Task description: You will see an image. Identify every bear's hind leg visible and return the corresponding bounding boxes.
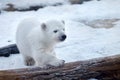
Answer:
[24,56,35,66]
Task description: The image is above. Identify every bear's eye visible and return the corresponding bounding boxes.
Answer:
[63,29,65,31]
[53,30,58,33]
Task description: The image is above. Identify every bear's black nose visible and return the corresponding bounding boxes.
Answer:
[60,35,67,41]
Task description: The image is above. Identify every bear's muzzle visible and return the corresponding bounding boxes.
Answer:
[59,34,67,41]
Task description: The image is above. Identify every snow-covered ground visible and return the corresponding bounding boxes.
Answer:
[0,0,68,10]
[0,0,120,70]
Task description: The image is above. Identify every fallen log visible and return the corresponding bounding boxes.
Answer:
[0,54,120,80]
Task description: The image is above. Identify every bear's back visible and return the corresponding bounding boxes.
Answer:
[16,18,40,40]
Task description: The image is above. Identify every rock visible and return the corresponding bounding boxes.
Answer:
[0,44,19,57]
[69,0,92,4]
[69,0,84,4]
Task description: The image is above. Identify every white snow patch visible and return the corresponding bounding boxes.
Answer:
[0,0,69,10]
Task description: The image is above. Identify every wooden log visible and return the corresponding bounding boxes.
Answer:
[0,54,120,80]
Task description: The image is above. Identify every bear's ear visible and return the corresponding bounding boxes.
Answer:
[41,23,47,30]
[61,20,65,25]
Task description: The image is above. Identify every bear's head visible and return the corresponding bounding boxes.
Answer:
[41,20,66,44]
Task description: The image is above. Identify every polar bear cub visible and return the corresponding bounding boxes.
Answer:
[16,18,66,68]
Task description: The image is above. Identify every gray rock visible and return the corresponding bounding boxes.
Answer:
[0,44,19,57]
[69,0,92,4]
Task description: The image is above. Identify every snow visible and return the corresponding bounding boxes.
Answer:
[0,0,69,10]
[0,0,120,70]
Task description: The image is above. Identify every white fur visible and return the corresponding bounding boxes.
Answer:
[16,18,66,68]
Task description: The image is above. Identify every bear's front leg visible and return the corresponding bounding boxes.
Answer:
[47,51,65,67]
[33,51,65,68]
[48,58,65,68]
